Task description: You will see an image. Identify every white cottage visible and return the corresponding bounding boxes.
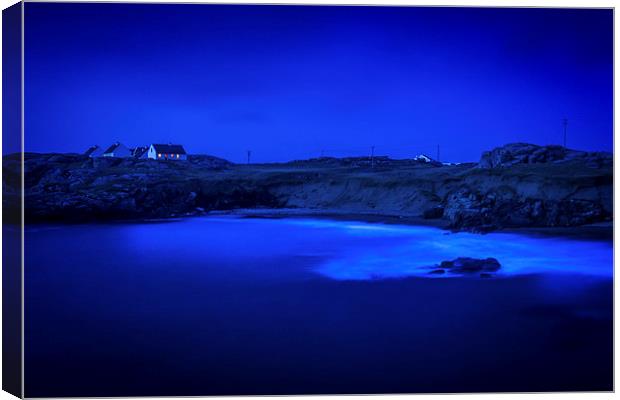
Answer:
[147,144,187,160]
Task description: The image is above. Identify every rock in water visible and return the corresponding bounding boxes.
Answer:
[439,257,501,273]
[428,269,446,275]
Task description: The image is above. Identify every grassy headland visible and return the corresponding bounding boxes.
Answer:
[3,143,612,232]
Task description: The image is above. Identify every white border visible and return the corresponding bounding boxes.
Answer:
[0,1,616,400]
[20,1,24,398]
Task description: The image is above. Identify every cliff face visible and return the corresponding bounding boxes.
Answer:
[3,145,613,232]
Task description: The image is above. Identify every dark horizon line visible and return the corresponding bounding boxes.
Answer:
[8,142,615,164]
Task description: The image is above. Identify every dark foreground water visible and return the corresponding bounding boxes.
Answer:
[24,217,613,396]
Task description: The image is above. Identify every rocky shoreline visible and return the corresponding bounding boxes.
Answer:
[3,143,612,232]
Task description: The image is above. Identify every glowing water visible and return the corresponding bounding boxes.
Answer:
[121,216,612,280]
[23,216,614,396]
[283,219,613,279]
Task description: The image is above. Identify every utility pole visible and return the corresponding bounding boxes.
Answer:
[370,145,375,168]
[562,118,568,148]
[247,150,252,165]
[436,145,440,162]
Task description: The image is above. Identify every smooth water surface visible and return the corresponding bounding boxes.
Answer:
[25,217,613,396]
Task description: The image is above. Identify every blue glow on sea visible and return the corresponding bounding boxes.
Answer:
[23,216,613,396]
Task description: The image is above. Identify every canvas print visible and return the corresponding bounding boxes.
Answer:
[2,2,614,397]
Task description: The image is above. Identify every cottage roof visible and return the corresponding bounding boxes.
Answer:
[132,146,148,158]
[151,144,187,155]
[103,142,123,154]
[84,145,99,156]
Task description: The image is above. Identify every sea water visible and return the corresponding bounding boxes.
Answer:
[23,216,613,396]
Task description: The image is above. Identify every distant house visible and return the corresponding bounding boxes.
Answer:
[147,144,187,160]
[132,146,149,159]
[413,154,434,163]
[102,142,132,158]
[84,145,105,158]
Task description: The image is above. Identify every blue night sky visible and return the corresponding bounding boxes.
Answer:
[24,4,612,163]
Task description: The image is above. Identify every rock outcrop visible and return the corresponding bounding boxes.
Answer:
[478,143,612,169]
[443,186,609,233]
[3,153,248,223]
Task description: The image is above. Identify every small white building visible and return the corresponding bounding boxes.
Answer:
[147,144,188,160]
[102,142,132,158]
[413,154,434,163]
